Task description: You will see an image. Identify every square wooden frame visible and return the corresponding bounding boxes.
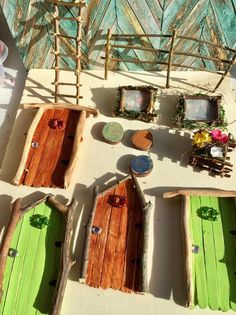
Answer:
[114,85,157,122]
[175,95,225,129]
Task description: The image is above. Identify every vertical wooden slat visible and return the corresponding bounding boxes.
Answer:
[140,201,151,293]
[122,184,143,293]
[13,108,45,186]
[120,180,136,293]
[0,199,22,302]
[75,11,84,105]
[84,192,105,285]
[88,190,114,287]
[22,110,55,186]
[54,3,60,103]
[182,195,194,308]
[51,110,80,188]
[41,110,70,187]
[166,29,176,88]
[100,183,125,289]
[104,28,112,80]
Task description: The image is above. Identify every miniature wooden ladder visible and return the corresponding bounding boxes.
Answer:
[48,0,86,105]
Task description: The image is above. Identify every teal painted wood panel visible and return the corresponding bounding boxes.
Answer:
[0,0,235,70]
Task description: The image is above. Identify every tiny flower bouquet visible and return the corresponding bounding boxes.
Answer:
[191,129,232,159]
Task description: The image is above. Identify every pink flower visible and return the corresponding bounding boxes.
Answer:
[211,129,222,140]
[211,129,229,143]
[220,133,229,143]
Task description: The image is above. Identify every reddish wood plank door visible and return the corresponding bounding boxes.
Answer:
[85,178,144,293]
[19,109,80,188]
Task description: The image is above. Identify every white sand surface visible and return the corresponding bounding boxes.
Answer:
[0,69,236,315]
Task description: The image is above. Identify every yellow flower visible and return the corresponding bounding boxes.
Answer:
[192,131,212,148]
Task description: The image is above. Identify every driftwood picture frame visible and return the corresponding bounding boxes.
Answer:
[114,86,157,122]
[175,95,226,129]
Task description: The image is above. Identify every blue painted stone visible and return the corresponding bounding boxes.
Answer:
[130,155,153,177]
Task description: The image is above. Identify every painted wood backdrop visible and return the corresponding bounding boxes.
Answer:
[0,0,235,70]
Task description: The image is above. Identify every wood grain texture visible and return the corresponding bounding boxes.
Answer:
[0,199,22,302]
[187,195,236,311]
[0,201,65,315]
[84,177,145,293]
[181,196,194,308]
[0,195,75,315]
[22,103,98,117]
[17,109,82,188]
[84,188,108,285]
[1,0,235,70]
[100,184,125,289]
[52,198,77,315]
[164,189,236,198]
[13,108,45,185]
[63,110,86,188]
